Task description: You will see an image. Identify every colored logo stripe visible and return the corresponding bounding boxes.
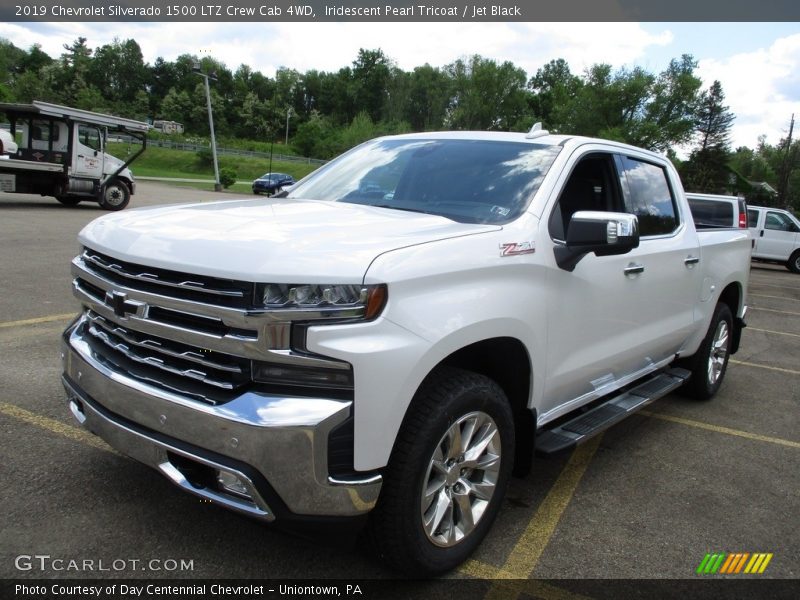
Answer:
[697,553,773,575]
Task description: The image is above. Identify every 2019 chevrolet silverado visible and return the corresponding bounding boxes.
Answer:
[61,128,751,574]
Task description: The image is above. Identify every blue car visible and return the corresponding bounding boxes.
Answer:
[252,172,295,195]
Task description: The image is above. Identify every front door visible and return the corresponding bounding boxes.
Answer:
[73,124,104,179]
[755,210,800,260]
[541,149,700,419]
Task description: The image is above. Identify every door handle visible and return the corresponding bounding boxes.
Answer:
[684,256,700,267]
[624,264,645,276]
[77,154,85,158]
[760,230,764,237]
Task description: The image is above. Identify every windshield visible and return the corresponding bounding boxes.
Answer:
[286,138,561,224]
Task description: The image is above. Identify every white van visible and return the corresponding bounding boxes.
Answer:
[747,205,800,273]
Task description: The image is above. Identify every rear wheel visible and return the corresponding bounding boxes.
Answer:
[787,250,800,274]
[367,367,514,575]
[99,179,130,211]
[681,303,733,400]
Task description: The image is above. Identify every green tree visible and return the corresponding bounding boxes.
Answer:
[445,55,528,130]
[695,80,735,151]
[680,80,735,193]
[528,58,582,132]
[88,39,148,109]
[643,55,703,151]
[350,49,392,123]
[406,64,451,131]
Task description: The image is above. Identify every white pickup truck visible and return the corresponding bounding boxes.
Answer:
[61,129,751,574]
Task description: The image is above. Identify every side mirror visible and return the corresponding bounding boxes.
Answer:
[554,211,639,271]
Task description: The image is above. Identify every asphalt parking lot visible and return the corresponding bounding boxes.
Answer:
[1,185,798,595]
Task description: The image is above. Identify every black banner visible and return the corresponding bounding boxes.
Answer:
[4,579,800,600]
[3,0,800,22]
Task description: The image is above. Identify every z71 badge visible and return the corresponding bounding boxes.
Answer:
[500,242,536,257]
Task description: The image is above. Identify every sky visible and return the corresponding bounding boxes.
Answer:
[1,21,799,151]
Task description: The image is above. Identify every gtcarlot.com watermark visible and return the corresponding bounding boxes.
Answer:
[15,554,194,573]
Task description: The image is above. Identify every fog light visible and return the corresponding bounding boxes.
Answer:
[216,471,251,498]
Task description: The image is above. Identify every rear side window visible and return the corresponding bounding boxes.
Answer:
[618,156,678,236]
[747,209,759,228]
[688,198,734,228]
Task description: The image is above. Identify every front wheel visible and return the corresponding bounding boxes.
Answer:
[787,250,800,274]
[681,303,734,400]
[99,179,130,211]
[366,367,514,575]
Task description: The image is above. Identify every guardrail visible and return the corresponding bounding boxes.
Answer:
[146,138,327,165]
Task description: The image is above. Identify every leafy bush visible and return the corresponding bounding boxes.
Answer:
[219,168,237,189]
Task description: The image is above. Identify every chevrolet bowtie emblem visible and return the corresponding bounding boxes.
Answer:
[105,290,141,319]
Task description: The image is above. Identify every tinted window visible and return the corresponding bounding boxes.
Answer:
[548,153,622,240]
[287,139,562,225]
[79,125,101,151]
[765,211,800,232]
[619,156,678,236]
[688,198,734,228]
[747,209,759,228]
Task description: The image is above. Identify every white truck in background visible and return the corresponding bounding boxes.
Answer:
[0,101,148,210]
[747,205,800,273]
[61,129,751,574]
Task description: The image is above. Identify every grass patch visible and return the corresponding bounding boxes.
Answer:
[108,143,320,182]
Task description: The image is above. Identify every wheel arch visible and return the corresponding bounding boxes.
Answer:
[717,281,744,354]
[416,337,536,476]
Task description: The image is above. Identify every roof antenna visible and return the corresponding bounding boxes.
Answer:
[526,122,550,139]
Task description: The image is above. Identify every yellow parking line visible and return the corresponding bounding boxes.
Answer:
[748,306,800,317]
[731,359,800,376]
[640,410,800,449]
[465,437,602,600]
[503,437,602,576]
[0,402,112,453]
[459,560,516,580]
[0,313,75,329]
[747,327,800,338]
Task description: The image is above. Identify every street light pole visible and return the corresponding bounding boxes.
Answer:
[194,64,222,192]
[285,107,292,146]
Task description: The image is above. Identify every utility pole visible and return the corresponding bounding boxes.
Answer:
[777,114,795,208]
[193,63,222,192]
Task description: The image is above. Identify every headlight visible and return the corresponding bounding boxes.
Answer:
[257,283,387,320]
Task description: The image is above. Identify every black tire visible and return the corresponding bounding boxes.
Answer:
[681,303,734,400]
[56,196,82,206]
[99,179,130,211]
[787,250,800,274]
[366,367,514,575]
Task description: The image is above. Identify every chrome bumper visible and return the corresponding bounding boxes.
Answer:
[61,317,381,519]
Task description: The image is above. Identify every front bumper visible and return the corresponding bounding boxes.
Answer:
[61,316,382,520]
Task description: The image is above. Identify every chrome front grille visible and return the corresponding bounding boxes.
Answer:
[81,249,254,308]
[86,312,249,387]
[81,312,250,404]
[70,246,355,404]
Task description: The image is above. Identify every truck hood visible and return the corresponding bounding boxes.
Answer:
[78,198,500,282]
